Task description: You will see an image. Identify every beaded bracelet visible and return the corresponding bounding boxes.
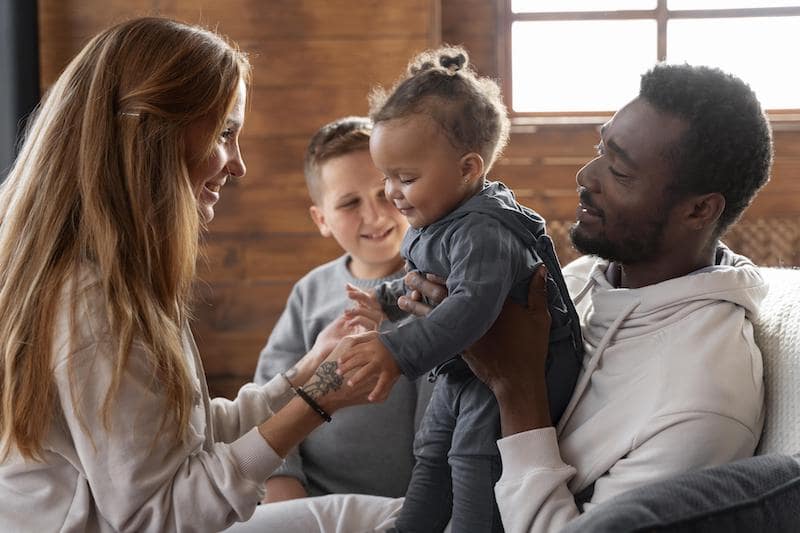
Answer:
[294,386,332,423]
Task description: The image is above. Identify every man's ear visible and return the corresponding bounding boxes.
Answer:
[683,192,726,231]
[309,205,332,238]
[460,152,485,184]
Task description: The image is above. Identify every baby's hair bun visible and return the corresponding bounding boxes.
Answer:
[439,53,466,74]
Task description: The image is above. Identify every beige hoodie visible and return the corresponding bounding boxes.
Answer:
[0,269,293,532]
[494,247,767,533]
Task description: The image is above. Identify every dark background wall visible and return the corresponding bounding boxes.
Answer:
[0,0,40,180]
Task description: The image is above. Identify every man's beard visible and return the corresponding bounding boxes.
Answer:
[569,214,668,265]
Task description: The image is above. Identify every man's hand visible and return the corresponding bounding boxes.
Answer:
[463,264,553,436]
[397,271,448,316]
[336,336,401,402]
[344,284,387,331]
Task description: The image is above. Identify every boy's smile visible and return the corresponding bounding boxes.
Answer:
[309,149,407,279]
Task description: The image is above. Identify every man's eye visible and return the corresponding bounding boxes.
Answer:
[400,177,416,184]
[609,166,630,180]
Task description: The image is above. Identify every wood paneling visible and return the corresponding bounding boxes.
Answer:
[38,0,440,398]
[38,0,800,401]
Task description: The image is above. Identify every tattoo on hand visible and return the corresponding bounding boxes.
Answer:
[304,361,344,400]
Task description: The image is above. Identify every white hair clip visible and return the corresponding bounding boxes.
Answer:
[119,112,140,117]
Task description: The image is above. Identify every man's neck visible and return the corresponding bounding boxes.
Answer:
[616,245,717,289]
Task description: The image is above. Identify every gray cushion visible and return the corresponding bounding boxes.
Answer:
[561,454,800,533]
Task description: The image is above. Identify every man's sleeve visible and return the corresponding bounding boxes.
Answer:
[494,414,759,532]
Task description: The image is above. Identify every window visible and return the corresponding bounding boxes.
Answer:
[502,0,800,117]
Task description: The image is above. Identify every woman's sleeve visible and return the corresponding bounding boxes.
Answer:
[53,338,283,532]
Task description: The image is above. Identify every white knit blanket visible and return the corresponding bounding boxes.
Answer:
[753,267,800,455]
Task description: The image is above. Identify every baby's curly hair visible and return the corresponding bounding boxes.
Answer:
[640,63,773,236]
[369,45,510,174]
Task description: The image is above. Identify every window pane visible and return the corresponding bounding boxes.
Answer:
[512,20,657,112]
[669,0,800,9]
[667,17,800,109]
[513,0,655,13]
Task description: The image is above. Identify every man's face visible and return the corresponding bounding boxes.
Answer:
[570,97,688,264]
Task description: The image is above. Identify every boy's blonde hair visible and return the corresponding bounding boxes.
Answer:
[304,116,373,203]
[369,46,510,174]
[0,17,250,461]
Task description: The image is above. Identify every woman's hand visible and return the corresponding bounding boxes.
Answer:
[463,265,553,436]
[286,314,356,387]
[301,331,384,412]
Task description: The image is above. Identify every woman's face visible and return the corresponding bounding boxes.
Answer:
[185,79,247,223]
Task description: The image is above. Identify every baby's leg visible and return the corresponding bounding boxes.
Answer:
[449,372,504,533]
[394,368,460,532]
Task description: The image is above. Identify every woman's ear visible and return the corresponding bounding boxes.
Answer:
[309,205,332,237]
[460,152,485,184]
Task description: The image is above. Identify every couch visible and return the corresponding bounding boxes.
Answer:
[561,267,800,533]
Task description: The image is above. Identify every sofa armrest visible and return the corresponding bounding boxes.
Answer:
[561,454,800,533]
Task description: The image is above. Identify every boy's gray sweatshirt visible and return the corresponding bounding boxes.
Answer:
[254,255,432,497]
[377,181,556,379]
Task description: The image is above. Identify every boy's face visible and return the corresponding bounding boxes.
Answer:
[309,149,407,278]
[370,114,478,229]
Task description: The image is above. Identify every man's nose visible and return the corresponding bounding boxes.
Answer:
[576,157,600,193]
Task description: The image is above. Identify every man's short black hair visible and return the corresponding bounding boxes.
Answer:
[640,63,773,236]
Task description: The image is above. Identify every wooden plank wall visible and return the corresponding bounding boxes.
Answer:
[442,0,800,268]
[38,1,800,399]
[38,0,440,398]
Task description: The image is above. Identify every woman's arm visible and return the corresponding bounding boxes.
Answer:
[258,331,380,456]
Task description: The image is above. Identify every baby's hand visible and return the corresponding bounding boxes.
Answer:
[345,283,387,331]
[337,336,401,402]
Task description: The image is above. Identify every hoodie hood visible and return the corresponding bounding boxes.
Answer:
[430,180,545,247]
[575,245,768,345]
[556,245,767,434]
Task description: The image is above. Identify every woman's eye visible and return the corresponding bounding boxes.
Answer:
[220,128,234,142]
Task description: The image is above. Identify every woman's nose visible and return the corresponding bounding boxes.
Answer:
[227,144,246,178]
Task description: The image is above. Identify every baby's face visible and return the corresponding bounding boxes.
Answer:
[370,114,475,229]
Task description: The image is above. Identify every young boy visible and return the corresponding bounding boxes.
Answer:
[253,117,431,502]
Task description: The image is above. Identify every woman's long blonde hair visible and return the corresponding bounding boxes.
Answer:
[0,17,250,460]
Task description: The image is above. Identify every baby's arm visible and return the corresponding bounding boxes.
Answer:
[344,284,388,331]
[336,334,401,402]
[384,217,530,379]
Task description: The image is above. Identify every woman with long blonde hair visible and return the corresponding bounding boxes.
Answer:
[0,17,379,532]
